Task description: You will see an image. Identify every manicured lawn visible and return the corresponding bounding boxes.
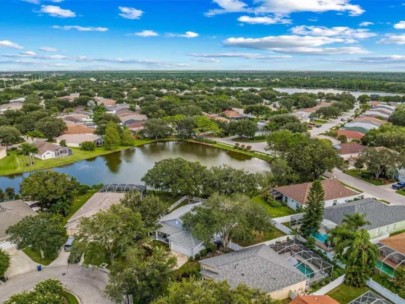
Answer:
[62,291,79,304]
[63,188,100,224]
[327,284,370,304]
[344,169,392,186]
[0,139,157,176]
[231,137,267,143]
[251,195,296,218]
[390,229,405,236]
[23,248,55,266]
[234,229,286,247]
[396,189,405,196]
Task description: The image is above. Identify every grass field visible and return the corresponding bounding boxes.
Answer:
[251,195,296,218]
[328,284,370,304]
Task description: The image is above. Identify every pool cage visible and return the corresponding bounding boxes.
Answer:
[349,291,392,304]
[269,239,333,284]
[100,184,147,195]
[376,242,405,277]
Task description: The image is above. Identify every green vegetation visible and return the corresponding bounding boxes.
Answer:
[300,180,325,238]
[250,195,295,218]
[62,291,79,304]
[0,249,10,277]
[22,248,54,266]
[328,284,370,304]
[345,169,390,185]
[173,261,201,281]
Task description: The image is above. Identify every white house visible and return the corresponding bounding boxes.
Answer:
[272,179,361,210]
[155,202,204,257]
[0,146,7,160]
[34,141,72,160]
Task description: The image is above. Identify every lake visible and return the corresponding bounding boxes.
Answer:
[0,141,271,191]
[274,88,403,98]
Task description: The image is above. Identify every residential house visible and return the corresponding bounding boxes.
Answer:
[290,295,339,304]
[336,129,365,141]
[94,96,116,109]
[377,232,405,277]
[0,146,7,160]
[200,244,308,300]
[272,179,360,210]
[155,202,204,257]
[57,133,103,148]
[33,141,72,160]
[64,123,96,135]
[323,198,405,239]
[0,200,36,243]
[334,142,365,160]
[223,109,245,120]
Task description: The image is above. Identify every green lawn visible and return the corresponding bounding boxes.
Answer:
[62,291,79,304]
[234,229,286,247]
[327,284,370,304]
[231,137,267,143]
[23,248,55,266]
[173,260,201,280]
[251,195,296,218]
[0,139,157,176]
[344,169,391,186]
[396,190,405,196]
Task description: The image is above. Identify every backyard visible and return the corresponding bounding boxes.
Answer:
[328,284,370,304]
[251,195,296,218]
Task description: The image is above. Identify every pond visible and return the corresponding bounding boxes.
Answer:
[274,87,403,98]
[0,141,271,190]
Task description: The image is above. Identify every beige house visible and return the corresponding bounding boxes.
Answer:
[33,141,72,160]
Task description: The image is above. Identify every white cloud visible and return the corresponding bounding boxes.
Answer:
[0,40,23,49]
[238,15,291,25]
[379,34,405,45]
[207,0,364,16]
[394,21,405,29]
[190,52,290,59]
[39,46,58,52]
[168,31,199,38]
[291,26,376,42]
[52,25,108,32]
[21,0,40,4]
[118,6,143,19]
[132,30,159,37]
[39,5,76,18]
[359,21,373,27]
[223,35,368,54]
[356,55,405,63]
[20,51,37,56]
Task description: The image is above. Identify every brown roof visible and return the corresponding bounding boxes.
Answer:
[337,129,365,140]
[274,179,359,206]
[290,295,339,304]
[354,117,386,126]
[336,143,365,155]
[65,124,95,135]
[34,141,64,154]
[95,97,116,107]
[380,233,405,255]
[223,109,244,118]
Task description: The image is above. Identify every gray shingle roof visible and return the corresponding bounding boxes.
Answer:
[168,230,202,248]
[200,245,307,293]
[324,198,405,230]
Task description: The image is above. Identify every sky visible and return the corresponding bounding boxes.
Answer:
[1,0,405,71]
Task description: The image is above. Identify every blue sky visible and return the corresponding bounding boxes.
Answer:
[1,0,405,71]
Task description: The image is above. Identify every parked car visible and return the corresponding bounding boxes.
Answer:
[63,236,75,251]
[392,182,405,190]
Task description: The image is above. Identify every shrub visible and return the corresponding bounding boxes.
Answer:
[80,141,96,151]
[0,249,10,278]
[59,139,67,147]
[268,200,283,208]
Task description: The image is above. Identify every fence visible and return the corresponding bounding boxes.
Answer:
[272,213,303,224]
[366,279,405,304]
[273,221,292,235]
[311,275,345,295]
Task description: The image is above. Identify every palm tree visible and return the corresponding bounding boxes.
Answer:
[344,229,379,287]
[19,143,38,166]
[342,213,370,230]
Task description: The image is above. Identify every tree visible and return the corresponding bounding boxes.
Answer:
[0,249,10,278]
[175,116,195,139]
[182,194,273,252]
[80,141,96,151]
[153,278,276,304]
[228,119,257,139]
[143,118,173,139]
[19,142,38,166]
[389,105,405,126]
[20,171,78,214]
[270,158,298,186]
[121,192,167,230]
[300,180,325,238]
[35,117,67,141]
[4,279,65,304]
[104,122,121,150]
[5,187,15,200]
[77,204,146,264]
[120,127,134,146]
[394,267,405,290]
[344,229,379,287]
[27,130,45,143]
[106,246,176,304]
[266,130,309,157]
[6,214,66,259]
[0,125,21,147]
[194,116,220,135]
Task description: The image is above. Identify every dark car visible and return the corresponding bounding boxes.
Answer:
[392,182,405,190]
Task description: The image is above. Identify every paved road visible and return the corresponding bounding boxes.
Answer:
[330,169,405,205]
[0,265,112,304]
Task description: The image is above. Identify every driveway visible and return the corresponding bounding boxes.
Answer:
[330,169,405,206]
[0,265,112,304]
[0,242,37,278]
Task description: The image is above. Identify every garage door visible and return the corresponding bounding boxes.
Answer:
[171,242,192,257]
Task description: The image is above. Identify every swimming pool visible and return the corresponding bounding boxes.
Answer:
[375,260,395,278]
[295,262,315,278]
[312,232,329,243]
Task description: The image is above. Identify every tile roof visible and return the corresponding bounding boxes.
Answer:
[324,198,405,230]
[336,129,365,140]
[65,124,95,135]
[200,244,307,293]
[290,295,339,304]
[34,141,65,154]
[274,179,359,206]
[335,143,365,155]
[223,109,244,118]
[380,232,405,255]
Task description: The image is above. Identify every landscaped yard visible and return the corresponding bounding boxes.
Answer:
[23,248,55,266]
[251,195,296,218]
[327,284,370,304]
[173,260,201,280]
[234,229,286,247]
[344,169,393,186]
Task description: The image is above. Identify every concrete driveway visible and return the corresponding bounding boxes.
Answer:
[0,265,112,304]
[0,242,37,278]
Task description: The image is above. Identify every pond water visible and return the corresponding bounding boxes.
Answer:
[274,88,403,98]
[0,141,271,190]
